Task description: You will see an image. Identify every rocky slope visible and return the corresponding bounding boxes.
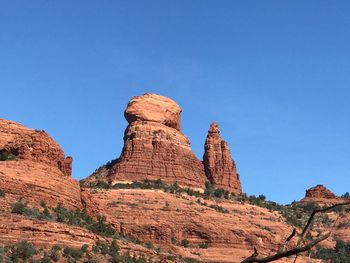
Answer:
[81,187,300,263]
[1,96,348,262]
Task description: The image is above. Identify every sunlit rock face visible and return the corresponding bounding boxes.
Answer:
[109,93,207,189]
[0,118,81,209]
[203,122,242,195]
[300,184,343,205]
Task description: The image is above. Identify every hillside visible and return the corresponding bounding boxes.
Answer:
[0,94,349,262]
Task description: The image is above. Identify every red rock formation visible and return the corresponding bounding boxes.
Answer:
[203,123,241,194]
[124,93,181,130]
[106,93,207,190]
[0,119,72,176]
[300,185,341,205]
[0,119,81,209]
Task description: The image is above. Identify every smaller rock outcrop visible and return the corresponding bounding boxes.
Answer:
[203,123,241,195]
[0,119,72,176]
[0,118,81,209]
[300,185,341,204]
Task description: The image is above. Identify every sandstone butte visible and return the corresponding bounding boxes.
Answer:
[300,184,345,204]
[0,94,349,262]
[85,93,242,195]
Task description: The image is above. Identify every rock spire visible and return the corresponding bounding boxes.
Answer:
[203,123,242,194]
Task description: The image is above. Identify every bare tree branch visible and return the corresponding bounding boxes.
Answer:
[241,201,350,263]
[300,201,350,240]
[241,232,330,263]
[279,228,296,253]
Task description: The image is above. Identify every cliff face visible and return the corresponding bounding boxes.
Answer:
[203,123,242,195]
[0,119,72,176]
[0,116,340,263]
[86,93,242,193]
[0,119,81,209]
[107,93,207,189]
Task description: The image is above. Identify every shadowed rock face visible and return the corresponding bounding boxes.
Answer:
[203,123,242,195]
[109,93,207,189]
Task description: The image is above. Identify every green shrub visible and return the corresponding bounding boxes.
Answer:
[208,204,229,214]
[63,247,84,260]
[204,181,214,198]
[258,194,266,201]
[0,150,9,161]
[40,252,52,263]
[181,239,190,248]
[183,258,201,263]
[213,188,229,198]
[11,199,44,219]
[0,189,5,197]
[92,240,110,255]
[49,245,61,262]
[0,149,16,161]
[81,244,89,253]
[53,203,115,237]
[313,239,350,262]
[341,192,350,199]
[10,241,37,262]
[171,237,178,245]
[199,243,209,249]
[11,199,28,215]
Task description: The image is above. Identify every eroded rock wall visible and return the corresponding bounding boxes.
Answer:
[0,119,81,209]
[203,123,242,194]
[108,94,207,189]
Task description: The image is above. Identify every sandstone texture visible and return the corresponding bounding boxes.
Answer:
[0,119,72,176]
[0,119,81,209]
[1,101,347,263]
[85,93,242,193]
[82,188,316,263]
[0,198,163,263]
[203,123,242,194]
[124,93,182,130]
[101,93,208,189]
[300,185,342,205]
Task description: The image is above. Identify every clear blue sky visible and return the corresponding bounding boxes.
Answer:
[1,1,349,204]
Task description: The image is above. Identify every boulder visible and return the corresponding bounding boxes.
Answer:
[124,93,181,130]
